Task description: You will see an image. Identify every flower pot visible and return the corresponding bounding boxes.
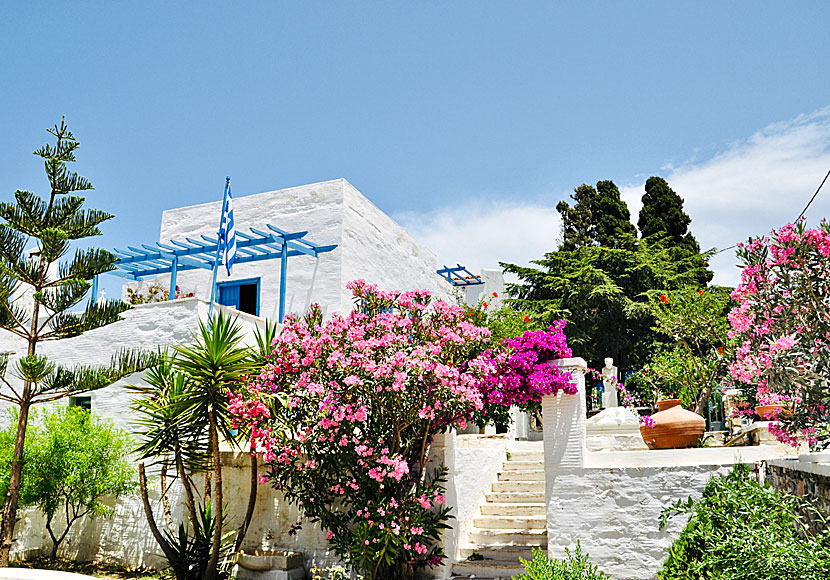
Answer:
[640,400,706,449]
[755,404,791,420]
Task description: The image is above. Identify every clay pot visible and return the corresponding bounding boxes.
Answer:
[755,404,791,420]
[640,399,706,449]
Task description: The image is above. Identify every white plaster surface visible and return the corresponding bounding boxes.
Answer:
[10,453,335,571]
[142,179,450,321]
[540,357,796,579]
[0,298,266,432]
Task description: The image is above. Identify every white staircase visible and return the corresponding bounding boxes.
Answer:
[452,449,547,579]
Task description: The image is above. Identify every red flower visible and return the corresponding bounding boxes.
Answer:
[482,301,488,309]
[698,289,704,296]
[718,346,724,355]
[523,315,530,323]
[492,292,498,298]
[659,294,669,304]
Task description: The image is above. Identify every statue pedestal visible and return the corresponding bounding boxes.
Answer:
[586,407,647,451]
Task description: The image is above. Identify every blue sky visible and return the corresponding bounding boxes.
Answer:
[2,2,830,296]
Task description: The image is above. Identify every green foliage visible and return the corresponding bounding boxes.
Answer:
[644,287,736,413]
[503,238,711,372]
[515,544,609,580]
[556,181,636,251]
[0,407,136,559]
[163,499,234,580]
[638,176,711,285]
[131,314,279,580]
[0,119,154,565]
[658,464,830,580]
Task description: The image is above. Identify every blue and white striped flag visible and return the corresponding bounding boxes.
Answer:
[220,185,237,275]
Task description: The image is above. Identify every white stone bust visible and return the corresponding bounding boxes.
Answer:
[601,357,619,408]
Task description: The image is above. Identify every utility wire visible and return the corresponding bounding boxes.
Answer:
[713,166,830,255]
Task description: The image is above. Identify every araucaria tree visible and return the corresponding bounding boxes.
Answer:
[0,119,153,565]
[230,281,573,579]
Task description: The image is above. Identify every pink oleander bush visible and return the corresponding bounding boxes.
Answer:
[229,281,574,579]
[228,282,570,577]
[728,220,830,446]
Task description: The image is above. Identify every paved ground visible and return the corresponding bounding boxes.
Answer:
[0,570,99,580]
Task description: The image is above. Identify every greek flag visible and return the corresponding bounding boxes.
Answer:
[220,185,236,275]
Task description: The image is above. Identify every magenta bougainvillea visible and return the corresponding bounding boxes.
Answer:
[728,220,830,446]
[229,281,574,579]
[476,322,574,409]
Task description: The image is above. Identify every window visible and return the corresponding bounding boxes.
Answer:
[218,278,260,316]
[69,396,91,411]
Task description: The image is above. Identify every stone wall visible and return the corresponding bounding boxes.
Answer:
[766,458,830,532]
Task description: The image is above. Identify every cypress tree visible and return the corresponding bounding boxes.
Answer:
[638,176,695,246]
[594,179,637,249]
[637,176,712,285]
[0,119,155,565]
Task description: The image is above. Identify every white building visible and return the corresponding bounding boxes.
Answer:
[0,178,461,430]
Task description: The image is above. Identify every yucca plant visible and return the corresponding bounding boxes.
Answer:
[133,314,281,580]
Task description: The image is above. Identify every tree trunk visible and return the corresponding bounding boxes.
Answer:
[0,397,31,566]
[160,457,174,534]
[138,463,184,579]
[175,443,198,528]
[204,412,222,580]
[234,452,258,551]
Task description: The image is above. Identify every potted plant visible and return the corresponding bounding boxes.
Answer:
[755,392,796,421]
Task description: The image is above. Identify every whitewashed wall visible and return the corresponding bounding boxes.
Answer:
[11,453,335,570]
[542,358,797,580]
[136,178,451,321]
[0,299,265,432]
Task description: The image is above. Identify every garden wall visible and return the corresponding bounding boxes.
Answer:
[542,358,796,580]
[10,452,337,571]
[765,457,830,532]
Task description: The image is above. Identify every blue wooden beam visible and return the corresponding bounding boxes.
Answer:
[279,242,288,323]
[169,255,178,300]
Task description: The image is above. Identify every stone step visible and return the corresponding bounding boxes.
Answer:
[485,491,545,503]
[480,503,546,517]
[498,469,545,481]
[468,528,548,545]
[459,544,544,561]
[491,480,545,493]
[474,515,546,530]
[452,560,526,579]
[506,451,543,461]
[501,460,544,470]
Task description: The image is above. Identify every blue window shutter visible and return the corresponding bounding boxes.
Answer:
[218,283,241,309]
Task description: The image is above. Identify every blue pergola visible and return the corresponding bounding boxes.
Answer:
[106,224,337,322]
[436,264,483,286]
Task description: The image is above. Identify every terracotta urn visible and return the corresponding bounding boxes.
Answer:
[755,404,790,420]
[640,399,706,449]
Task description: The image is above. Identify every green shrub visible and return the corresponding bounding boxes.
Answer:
[516,544,609,580]
[659,464,830,580]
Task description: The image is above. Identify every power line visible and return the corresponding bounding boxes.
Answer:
[713,166,830,255]
[796,167,830,221]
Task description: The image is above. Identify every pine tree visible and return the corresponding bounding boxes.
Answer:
[0,119,155,565]
[556,184,599,251]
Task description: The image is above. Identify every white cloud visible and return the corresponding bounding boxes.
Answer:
[400,108,830,289]
[621,108,830,286]
[396,202,561,276]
